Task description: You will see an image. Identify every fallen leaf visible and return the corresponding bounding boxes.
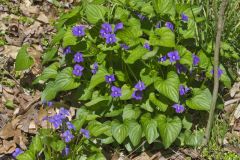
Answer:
[1,45,21,59]
[37,12,49,24]
[0,123,15,139]
[0,140,16,154]
[234,104,240,119]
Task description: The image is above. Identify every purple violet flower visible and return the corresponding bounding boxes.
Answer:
[134,81,146,91]
[210,68,223,78]
[132,90,143,100]
[47,101,53,107]
[80,129,90,139]
[74,52,84,63]
[105,74,115,83]
[165,22,174,31]
[158,55,167,62]
[137,13,146,20]
[181,13,188,22]
[101,23,112,33]
[167,51,180,63]
[72,64,84,76]
[144,43,151,51]
[59,107,70,117]
[72,25,85,37]
[176,63,187,74]
[62,147,70,156]
[120,43,129,50]
[105,34,117,44]
[111,86,122,97]
[91,62,98,75]
[12,148,23,158]
[62,130,74,143]
[172,104,185,113]
[48,114,63,129]
[179,85,190,96]
[114,22,123,32]
[66,122,76,130]
[192,54,200,66]
[63,46,71,55]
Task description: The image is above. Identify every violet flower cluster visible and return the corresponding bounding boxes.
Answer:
[132,81,146,100]
[100,22,123,44]
[179,85,190,96]
[172,104,185,113]
[12,148,23,158]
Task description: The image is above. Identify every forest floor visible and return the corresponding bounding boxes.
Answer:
[0,0,239,159]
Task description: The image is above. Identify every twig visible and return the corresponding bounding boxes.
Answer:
[204,0,229,145]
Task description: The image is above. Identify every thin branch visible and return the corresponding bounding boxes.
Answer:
[204,0,229,145]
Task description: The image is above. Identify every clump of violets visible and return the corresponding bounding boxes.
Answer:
[105,74,115,84]
[172,104,185,113]
[72,25,85,37]
[179,85,190,96]
[192,54,200,66]
[132,81,146,100]
[167,51,180,63]
[74,52,84,63]
[143,43,151,51]
[63,46,71,55]
[181,13,188,22]
[80,129,90,139]
[47,107,70,129]
[62,130,74,143]
[100,22,123,44]
[111,86,122,98]
[12,148,23,158]
[72,64,84,76]
[91,62,98,74]
[210,67,223,78]
[165,22,174,31]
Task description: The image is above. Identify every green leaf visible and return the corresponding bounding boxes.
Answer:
[122,105,141,120]
[140,69,158,86]
[149,92,168,112]
[141,99,154,112]
[184,130,204,146]
[50,28,66,46]
[89,66,108,90]
[42,47,58,64]
[116,27,142,47]
[120,85,133,100]
[85,96,109,107]
[219,65,231,88]
[33,62,59,84]
[41,81,58,101]
[15,45,34,71]
[150,27,175,47]
[140,113,159,144]
[55,67,80,91]
[155,115,182,148]
[29,135,42,153]
[115,71,126,82]
[17,151,34,160]
[186,88,211,111]
[125,45,148,64]
[114,7,130,22]
[154,71,180,102]
[62,28,77,48]
[111,121,128,144]
[85,4,107,24]
[88,121,111,137]
[198,50,210,69]
[152,0,176,16]
[142,47,159,60]
[177,45,193,66]
[50,140,66,151]
[126,120,142,146]
[72,116,86,131]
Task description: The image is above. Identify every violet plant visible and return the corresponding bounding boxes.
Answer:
[17,0,235,159]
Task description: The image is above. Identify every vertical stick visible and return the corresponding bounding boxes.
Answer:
[204,0,228,145]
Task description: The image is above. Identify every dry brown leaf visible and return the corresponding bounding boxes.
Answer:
[230,82,240,97]
[1,45,21,59]
[37,12,49,24]
[234,104,240,119]
[20,4,39,16]
[0,123,15,139]
[0,140,16,154]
